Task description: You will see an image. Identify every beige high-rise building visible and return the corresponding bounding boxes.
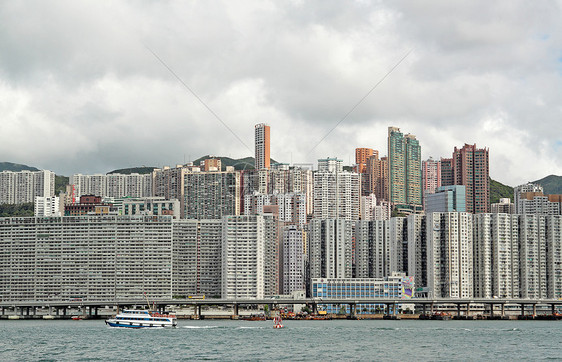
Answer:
[255,123,271,170]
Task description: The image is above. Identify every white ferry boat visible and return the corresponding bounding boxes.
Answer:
[105,309,177,328]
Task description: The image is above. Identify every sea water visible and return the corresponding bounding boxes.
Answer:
[1,319,561,361]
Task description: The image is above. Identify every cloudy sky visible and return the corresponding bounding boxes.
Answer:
[1,1,561,185]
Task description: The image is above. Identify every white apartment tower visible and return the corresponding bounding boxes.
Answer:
[355,220,391,278]
[308,219,353,279]
[221,214,278,299]
[282,225,305,294]
[314,159,360,220]
[519,214,547,298]
[473,213,519,298]
[0,170,55,204]
[426,212,473,298]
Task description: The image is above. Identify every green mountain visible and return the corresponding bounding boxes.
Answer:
[533,175,562,195]
[191,156,278,171]
[0,203,34,217]
[55,175,69,195]
[490,178,513,204]
[107,167,156,175]
[0,162,39,172]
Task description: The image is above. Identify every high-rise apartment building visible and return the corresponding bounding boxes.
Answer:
[184,168,240,220]
[0,170,56,204]
[355,219,391,278]
[255,123,271,170]
[172,219,223,298]
[452,144,490,213]
[221,214,279,299]
[473,213,519,298]
[422,157,441,193]
[387,127,422,212]
[422,157,441,210]
[0,215,176,302]
[308,219,353,280]
[440,158,454,187]
[426,212,474,298]
[282,225,305,294]
[424,185,466,214]
[514,182,543,213]
[354,148,374,174]
[491,198,515,214]
[364,152,388,200]
[360,194,391,221]
[313,166,360,220]
[34,196,61,217]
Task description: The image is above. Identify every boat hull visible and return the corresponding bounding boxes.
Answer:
[105,320,176,328]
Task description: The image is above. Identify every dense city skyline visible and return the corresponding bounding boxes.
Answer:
[1,2,562,186]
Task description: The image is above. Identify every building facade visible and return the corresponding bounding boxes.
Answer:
[0,170,55,204]
[452,144,490,213]
[387,127,422,212]
[255,123,271,170]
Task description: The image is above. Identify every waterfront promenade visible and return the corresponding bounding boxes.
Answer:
[2,297,561,320]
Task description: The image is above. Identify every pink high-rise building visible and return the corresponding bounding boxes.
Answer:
[422,157,441,210]
[422,157,441,193]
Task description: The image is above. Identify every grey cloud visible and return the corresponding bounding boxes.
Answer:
[1,0,562,184]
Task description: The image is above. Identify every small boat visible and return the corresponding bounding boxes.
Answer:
[273,315,284,329]
[431,312,451,320]
[105,309,177,328]
[240,314,267,321]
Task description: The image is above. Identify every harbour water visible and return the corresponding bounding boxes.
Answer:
[1,319,561,361]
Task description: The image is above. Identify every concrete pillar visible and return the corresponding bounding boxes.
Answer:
[501,304,505,317]
[62,307,66,316]
[520,304,525,316]
[197,304,202,317]
[467,303,471,317]
[552,304,556,315]
[349,304,355,318]
[457,304,461,317]
[394,303,398,315]
[233,303,239,316]
[94,307,98,316]
[1,307,4,316]
[312,303,318,314]
[430,302,434,314]
[532,304,537,317]
[422,304,426,316]
[490,304,494,318]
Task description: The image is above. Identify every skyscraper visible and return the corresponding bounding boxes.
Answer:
[387,127,422,212]
[452,144,490,213]
[354,148,374,174]
[255,123,270,170]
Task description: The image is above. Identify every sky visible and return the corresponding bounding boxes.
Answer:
[1,1,562,186]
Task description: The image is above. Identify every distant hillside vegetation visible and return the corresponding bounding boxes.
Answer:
[0,162,39,172]
[107,167,156,175]
[533,175,562,195]
[192,156,278,171]
[490,178,513,204]
[0,203,34,217]
[55,175,69,195]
